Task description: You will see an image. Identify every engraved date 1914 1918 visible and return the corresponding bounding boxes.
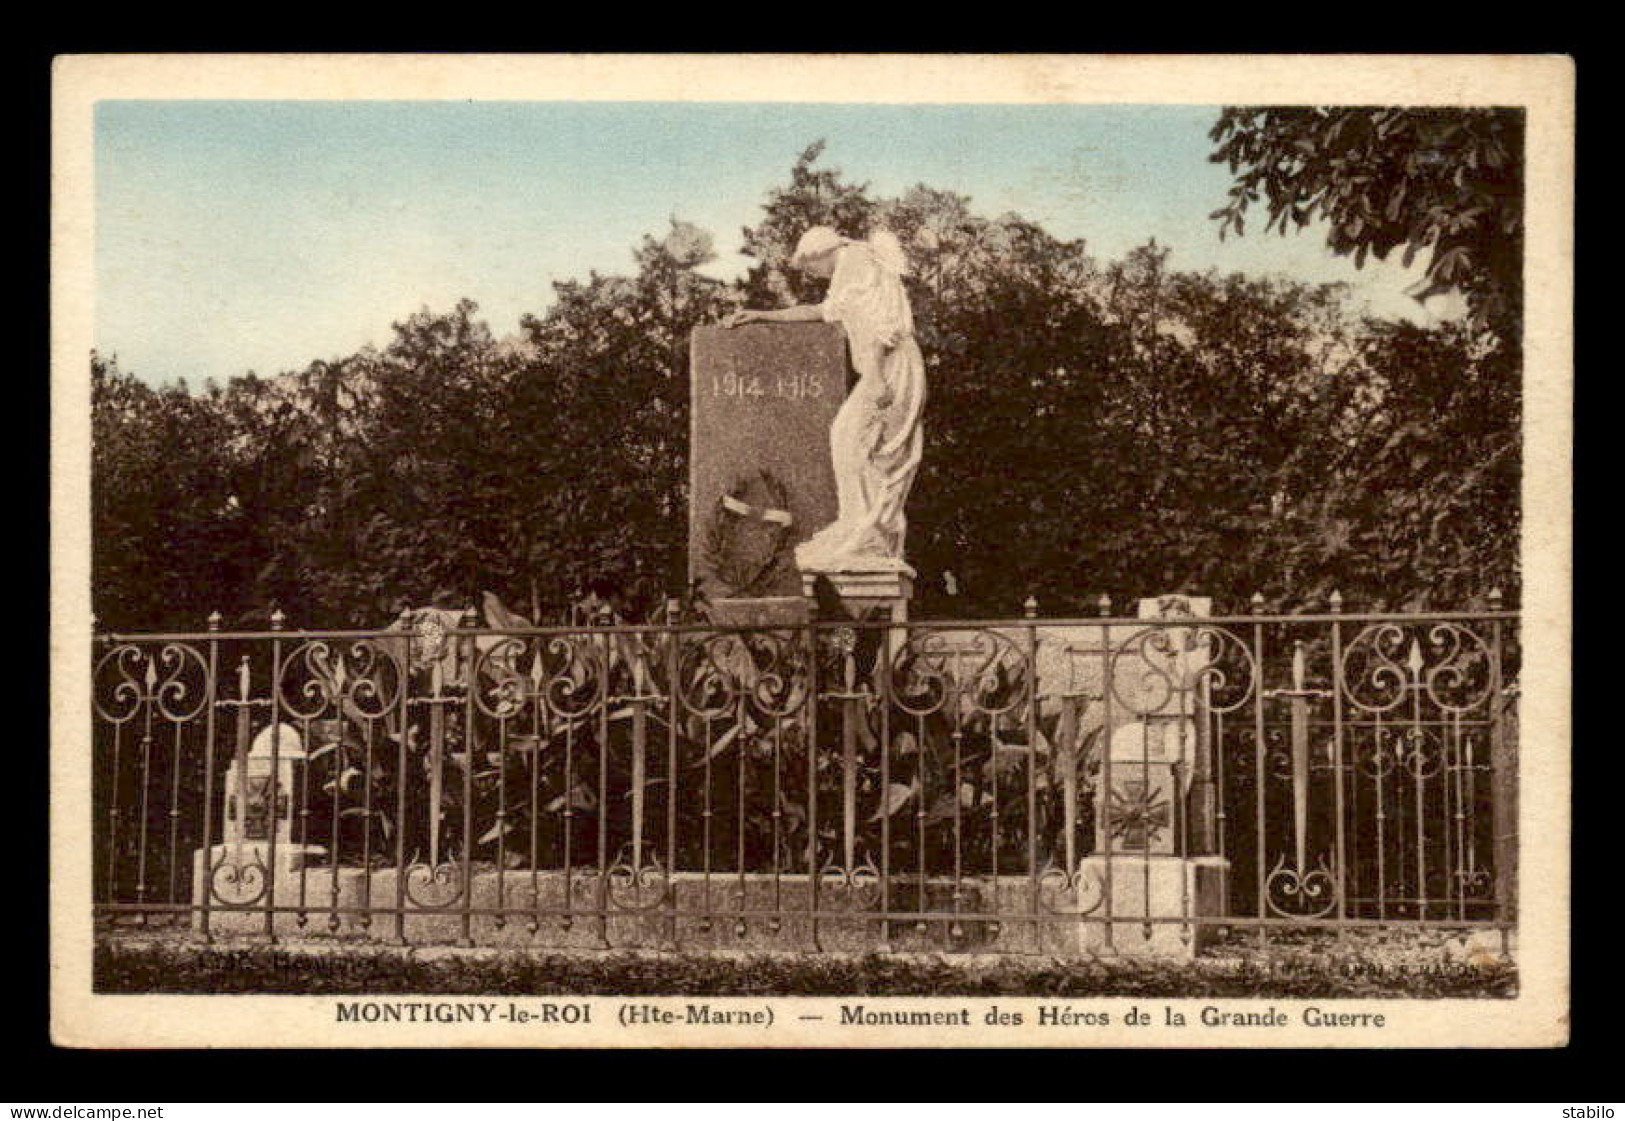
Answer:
[709,371,825,400]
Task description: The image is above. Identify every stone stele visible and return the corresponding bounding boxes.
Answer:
[689,322,848,601]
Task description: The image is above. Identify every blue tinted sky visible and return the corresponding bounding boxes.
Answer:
[96,101,1446,386]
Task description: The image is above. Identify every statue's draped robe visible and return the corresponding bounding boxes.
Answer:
[794,243,926,571]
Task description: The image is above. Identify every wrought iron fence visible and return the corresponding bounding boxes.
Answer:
[91,599,1519,955]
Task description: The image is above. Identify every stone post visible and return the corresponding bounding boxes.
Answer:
[1077,594,1228,957]
[193,719,360,935]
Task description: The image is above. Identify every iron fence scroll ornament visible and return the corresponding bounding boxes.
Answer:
[89,604,1516,952]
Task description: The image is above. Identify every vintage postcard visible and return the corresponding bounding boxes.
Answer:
[50,53,1573,1048]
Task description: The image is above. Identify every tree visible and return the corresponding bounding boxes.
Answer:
[315,300,525,624]
[1209,108,1524,338]
[92,138,1520,629]
[91,355,238,630]
[739,141,877,307]
[520,218,734,615]
[1279,320,1520,609]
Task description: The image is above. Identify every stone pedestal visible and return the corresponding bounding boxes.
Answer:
[1090,595,1215,855]
[801,566,914,623]
[704,596,810,628]
[1077,854,1229,957]
[1071,594,1229,956]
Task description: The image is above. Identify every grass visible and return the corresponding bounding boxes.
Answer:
[94,937,1516,999]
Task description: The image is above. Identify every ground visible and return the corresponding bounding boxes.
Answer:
[93,931,1515,999]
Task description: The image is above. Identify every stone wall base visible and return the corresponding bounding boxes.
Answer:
[188,858,1234,955]
[1075,855,1230,958]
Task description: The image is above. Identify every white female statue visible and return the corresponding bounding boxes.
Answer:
[724,226,925,573]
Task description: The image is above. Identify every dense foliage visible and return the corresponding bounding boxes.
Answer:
[91,127,1520,633]
[1209,107,1524,337]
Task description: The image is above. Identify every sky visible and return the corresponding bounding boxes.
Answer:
[95,101,1458,387]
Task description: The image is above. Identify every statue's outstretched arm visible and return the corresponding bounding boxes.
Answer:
[722,305,823,327]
